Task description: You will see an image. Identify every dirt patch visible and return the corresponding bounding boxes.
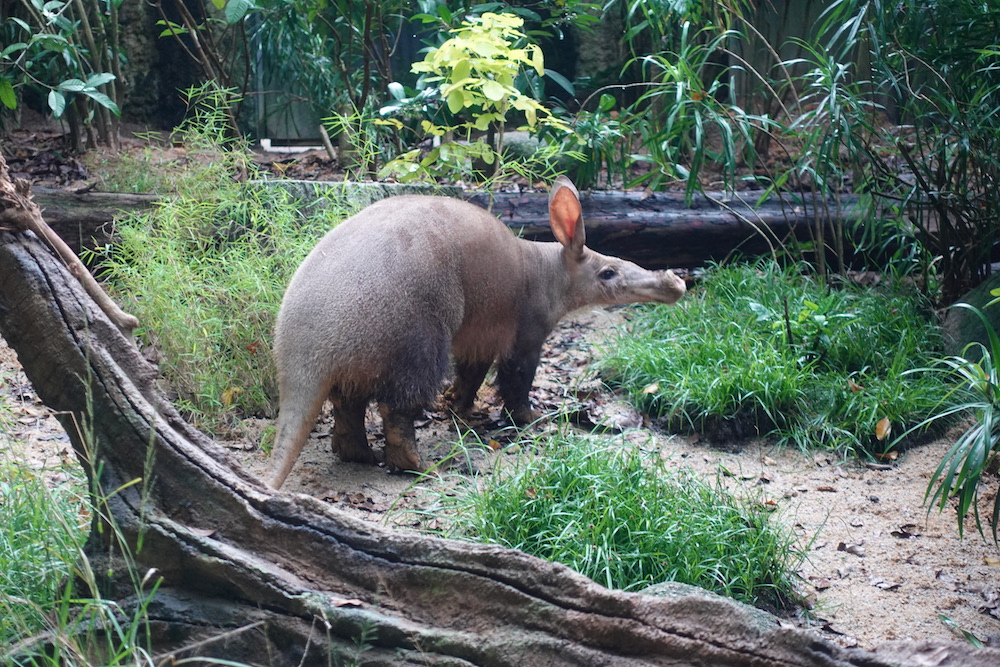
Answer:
[2,308,999,652]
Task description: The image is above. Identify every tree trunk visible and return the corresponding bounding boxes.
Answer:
[0,157,996,666]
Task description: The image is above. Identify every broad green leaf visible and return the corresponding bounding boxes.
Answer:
[224,0,254,24]
[387,81,405,101]
[159,26,190,37]
[451,59,471,85]
[530,46,544,75]
[0,77,16,110]
[442,78,476,98]
[1,42,28,59]
[84,90,121,115]
[466,36,501,58]
[47,89,66,118]
[57,78,88,93]
[545,69,575,97]
[747,301,772,321]
[373,118,403,129]
[420,120,446,136]
[86,72,116,88]
[446,88,466,114]
[30,33,69,50]
[511,6,541,21]
[50,13,73,31]
[481,79,506,102]
[524,106,537,128]
[156,19,189,37]
[481,12,522,29]
[420,146,442,167]
[437,142,460,160]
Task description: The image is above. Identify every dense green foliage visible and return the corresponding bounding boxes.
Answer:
[100,182,350,426]
[0,0,123,149]
[431,432,801,609]
[801,0,1000,302]
[599,261,952,454]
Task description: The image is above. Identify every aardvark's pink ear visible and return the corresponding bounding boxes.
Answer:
[548,176,584,254]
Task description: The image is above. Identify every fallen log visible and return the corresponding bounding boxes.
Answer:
[31,186,158,253]
[469,188,862,269]
[30,181,856,269]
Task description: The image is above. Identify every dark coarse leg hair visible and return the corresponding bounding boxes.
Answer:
[330,393,375,464]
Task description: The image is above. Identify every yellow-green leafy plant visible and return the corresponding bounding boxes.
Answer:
[380,11,567,182]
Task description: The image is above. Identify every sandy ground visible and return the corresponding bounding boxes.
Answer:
[2,309,999,652]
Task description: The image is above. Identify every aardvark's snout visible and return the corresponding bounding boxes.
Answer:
[657,269,686,304]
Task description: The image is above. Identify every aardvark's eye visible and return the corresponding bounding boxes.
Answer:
[599,268,617,281]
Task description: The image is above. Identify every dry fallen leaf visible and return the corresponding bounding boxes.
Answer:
[869,576,903,591]
[985,556,1000,567]
[848,379,865,393]
[190,527,217,538]
[16,405,46,418]
[642,382,659,395]
[837,542,866,557]
[811,577,832,591]
[221,387,242,407]
[891,524,922,539]
[875,416,892,441]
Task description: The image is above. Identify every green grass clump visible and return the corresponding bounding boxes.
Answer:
[0,461,89,648]
[434,433,801,610]
[599,260,951,453]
